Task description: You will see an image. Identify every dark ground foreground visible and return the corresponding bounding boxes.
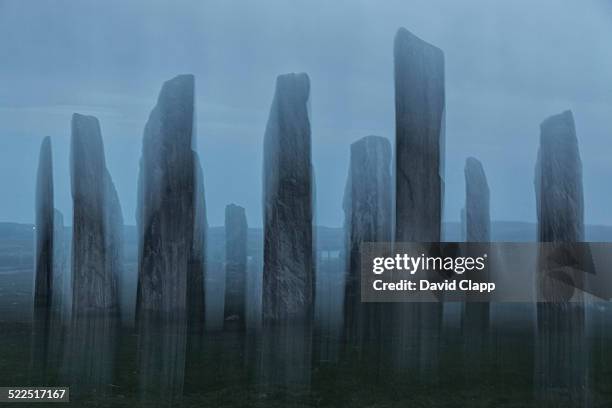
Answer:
[3,271,612,407]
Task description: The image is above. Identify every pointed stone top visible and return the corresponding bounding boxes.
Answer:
[226,203,245,213]
[225,203,247,227]
[275,72,310,102]
[72,112,100,128]
[465,156,488,192]
[71,113,104,152]
[159,74,195,101]
[70,113,108,199]
[394,27,443,56]
[38,137,52,167]
[465,156,485,174]
[540,110,576,144]
[351,135,391,158]
[352,135,391,147]
[40,135,51,150]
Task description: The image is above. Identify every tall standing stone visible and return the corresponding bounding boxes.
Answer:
[32,136,54,377]
[394,27,444,243]
[69,113,123,392]
[262,72,314,324]
[534,110,587,405]
[461,157,491,374]
[51,210,69,323]
[136,74,206,400]
[48,209,68,362]
[224,204,248,330]
[342,136,392,349]
[465,158,490,243]
[261,72,314,387]
[393,27,445,374]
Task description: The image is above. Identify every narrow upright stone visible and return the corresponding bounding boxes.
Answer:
[34,137,54,322]
[136,74,206,330]
[342,136,391,345]
[48,209,69,361]
[260,73,314,388]
[51,210,68,322]
[69,113,124,391]
[262,72,314,324]
[32,136,54,376]
[465,158,490,242]
[394,27,445,243]
[461,157,491,373]
[392,27,445,374]
[224,204,248,330]
[136,75,206,399]
[536,111,584,242]
[534,110,587,405]
[71,114,123,318]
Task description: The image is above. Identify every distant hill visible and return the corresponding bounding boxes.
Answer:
[1,221,612,273]
[0,222,34,241]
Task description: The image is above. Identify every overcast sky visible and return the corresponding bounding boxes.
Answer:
[1,0,611,228]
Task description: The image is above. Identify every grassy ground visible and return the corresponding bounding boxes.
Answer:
[3,270,612,407]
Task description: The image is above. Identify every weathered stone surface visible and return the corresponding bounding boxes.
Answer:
[136,74,206,399]
[51,210,69,322]
[536,111,584,243]
[342,136,391,345]
[461,157,491,375]
[48,209,69,365]
[465,157,490,242]
[69,113,123,392]
[394,27,445,243]
[136,74,205,329]
[262,72,314,324]
[392,27,445,375]
[260,73,314,389]
[32,136,54,376]
[34,137,54,321]
[71,113,122,317]
[224,204,248,330]
[534,110,587,405]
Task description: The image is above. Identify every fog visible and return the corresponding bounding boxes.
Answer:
[1,0,611,227]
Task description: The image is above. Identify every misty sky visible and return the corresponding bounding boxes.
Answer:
[1,0,611,228]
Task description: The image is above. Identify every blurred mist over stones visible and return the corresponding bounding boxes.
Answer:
[342,135,392,354]
[224,204,247,331]
[31,136,54,380]
[135,74,207,401]
[534,110,588,406]
[68,113,124,393]
[392,27,445,377]
[461,157,491,377]
[260,72,315,389]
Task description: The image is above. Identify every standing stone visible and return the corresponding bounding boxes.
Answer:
[261,72,314,388]
[48,209,68,363]
[342,136,392,349]
[393,27,445,375]
[465,158,490,243]
[136,74,206,400]
[224,204,248,330]
[394,27,444,243]
[534,110,587,405]
[32,136,54,377]
[461,157,491,375]
[262,72,314,324]
[51,210,69,322]
[69,113,123,392]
